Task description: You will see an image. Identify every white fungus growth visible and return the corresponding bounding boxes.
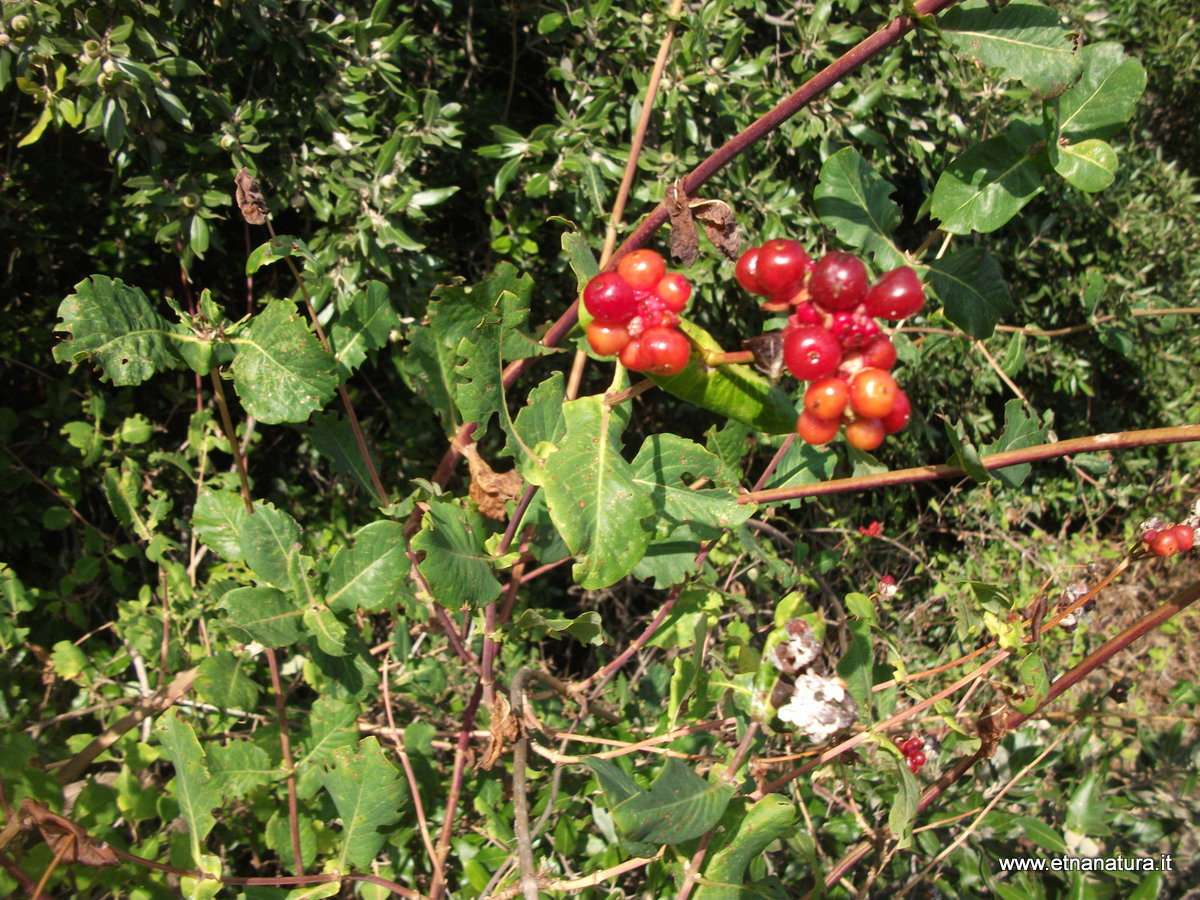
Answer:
[776,673,859,741]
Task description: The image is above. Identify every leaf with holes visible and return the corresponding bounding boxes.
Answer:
[320,737,404,871]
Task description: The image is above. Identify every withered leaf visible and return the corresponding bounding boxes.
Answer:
[690,198,741,260]
[21,798,120,866]
[742,330,787,383]
[461,441,524,521]
[666,181,700,267]
[234,167,269,225]
[478,693,520,771]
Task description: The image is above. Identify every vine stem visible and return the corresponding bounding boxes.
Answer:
[265,648,303,876]
[429,684,483,900]
[209,370,254,514]
[429,0,964,489]
[745,424,1200,504]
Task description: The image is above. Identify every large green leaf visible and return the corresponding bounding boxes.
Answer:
[191,490,249,563]
[331,281,400,377]
[220,587,305,647]
[326,520,412,612]
[228,300,338,424]
[694,796,799,900]
[888,752,920,849]
[1050,138,1118,192]
[930,121,1050,235]
[1056,43,1147,141]
[980,398,1048,488]
[814,147,906,270]
[195,652,260,714]
[542,393,654,589]
[584,757,734,853]
[926,248,1013,339]
[207,740,274,801]
[631,434,753,539]
[295,697,361,799]
[305,412,379,497]
[239,501,302,589]
[54,276,188,385]
[939,0,1081,97]
[649,320,798,435]
[320,737,404,871]
[411,500,502,609]
[156,709,222,864]
[504,372,568,483]
[245,234,324,276]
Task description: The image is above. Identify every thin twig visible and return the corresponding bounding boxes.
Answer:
[209,369,253,514]
[265,648,303,876]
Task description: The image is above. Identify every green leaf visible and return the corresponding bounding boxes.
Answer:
[504,372,567,482]
[1056,43,1147,141]
[542,393,654,589]
[632,523,709,588]
[319,737,404,871]
[980,399,1048,488]
[814,147,906,270]
[648,320,799,435]
[411,500,502,610]
[229,300,338,424]
[208,740,273,801]
[331,281,400,377]
[562,231,601,289]
[326,520,412,612]
[943,417,992,484]
[583,757,734,851]
[511,608,609,645]
[930,121,1050,235]
[1050,138,1118,192]
[762,440,838,496]
[245,235,324,276]
[220,587,305,648]
[304,605,349,656]
[54,276,187,385]
[888,752,920,848]
[1012,816,1067,853]
[694,796,798,900]
[631,434,753,539]
[156,709,222,864]
[239,501,302,589]
[836,618,873,719]
[195,652,260,714]
[927,248,1013,339]
[939,0,1082,97]
[306,412,379,497]
[192,490,248,563]
[17,104,52,147]
[295,698,361,799]
[1065,772,1112,836]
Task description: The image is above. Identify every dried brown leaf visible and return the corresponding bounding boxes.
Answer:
[234,167,269,225]
[666,182,700,267]
[461,442,524,521]
[478,693,520,770]
[742,330,787,383]
[690,198,741,260]
[21,799,120,866]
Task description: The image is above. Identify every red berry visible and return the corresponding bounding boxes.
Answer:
[908,750,927,768]
[735,247,768,296]
[639,327,690,376]
[619,337,644,371]
[864,266,925,320]
[908,757,922,773]
[756,239,813,301]
[586,320,630,357]
[844,417,885,451]
[810,251,869,312]
[1150,530,1180,558]
[860,334,898,371]
[880,388,912,434]
[1172,524,1195,551]
[790,302,823,326]
[796,410,841,446]
[583,272,637,322]
[617,249,666,292]
[654,273,692,313]
[804,377,849,421]
[783,325,842,380]
[849,368,899,419]
[902,737,924,755]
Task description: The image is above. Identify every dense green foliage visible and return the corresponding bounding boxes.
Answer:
[2,0,1199,898]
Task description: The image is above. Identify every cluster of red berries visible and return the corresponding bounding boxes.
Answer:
[1141,519,1195,558]
[582,249,693,376]
[893,735,929,774]
[736,239,923,451]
